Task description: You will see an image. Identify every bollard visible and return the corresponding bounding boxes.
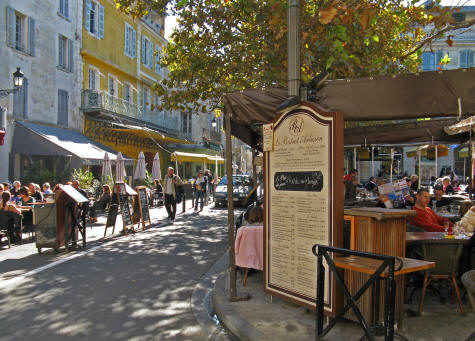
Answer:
[182,193,186,212]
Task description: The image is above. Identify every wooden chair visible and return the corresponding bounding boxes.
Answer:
[418,239,465,315]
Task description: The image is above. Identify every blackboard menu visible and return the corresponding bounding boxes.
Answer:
[106,204,118,229]
[136,186,150,228]
[119,194,132,226]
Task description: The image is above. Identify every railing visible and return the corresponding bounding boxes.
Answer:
[142,109,180,134]
[203,128,222,144]
[423,27,475,41]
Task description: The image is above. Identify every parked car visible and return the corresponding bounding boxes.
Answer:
[215,175,256,207]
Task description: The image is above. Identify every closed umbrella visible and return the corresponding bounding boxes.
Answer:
[134,151,146,180]
[151,152,161,181]
[102,152,112,180]
[116,152,126,182]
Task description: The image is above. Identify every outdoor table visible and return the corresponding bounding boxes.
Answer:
[235,225,263,285]
[406,231,472,243]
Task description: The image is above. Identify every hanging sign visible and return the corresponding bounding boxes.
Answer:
[264,102,343,316]
[262,123,274,151]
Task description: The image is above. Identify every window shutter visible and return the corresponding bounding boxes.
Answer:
[132,29,136,57]
[98,4,104,38]
[58,35,63,66]
[65,0,69,18]
[436,50,443,67]
[142,36,146,65]
[125,24,129,56]
[68,39,74,72]
[460,50,468,68]
[6,7,15,47]
[85,0,91,30]
[470,51,475,67]
[28,17,35,56]
[149,41,154,68]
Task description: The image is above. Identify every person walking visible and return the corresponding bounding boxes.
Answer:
[194,170,208,212]
[161,167,183,222]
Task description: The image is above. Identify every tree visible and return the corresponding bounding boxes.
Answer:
[115,0,470,113]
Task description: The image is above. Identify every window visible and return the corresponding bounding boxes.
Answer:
[6,7,35,56]
[182,112,192,134]
[85,0,104,38]
[58,35,73,72]
[123,82,132,102]
[421,50,445,71]
[141,35,153,68]
[460,50,475,68]
[108,76,117,96]
[155,45,162,74]
[88,67,99,90]
[124,23,136,58]
[142,87,150,109]
[452,12,466,22]
[59,0,69,18]
[58,90,69,126]
[13,78,28,119]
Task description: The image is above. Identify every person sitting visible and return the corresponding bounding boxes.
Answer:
[365,176,377,193]
[442,176,454,195]
[344,175,359,201]
[11,181,21,197]
[409,187,452,232]
[429,186,452,209]
[17,187,35,233]
[459,206,475,233]
[89,184,112,223]
[247,206,263,226]
[2,182,10,192]
[29,183,44,202]
[42,182,53,194]
[0,191,22,243]
[410,175,419,191]
[0,184,3,196]
[344,168,358,182]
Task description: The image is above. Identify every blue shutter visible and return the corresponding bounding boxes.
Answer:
[65,0,69,18]
[68,39,74,72]
[149,41,153,68]
[125,24,129,56]
[460,50,468,68]
[436,50,443,68]
[85,0,92,31]
[98,4,104,38]
[470,51,475,68]
[58,35,63,66]
[28,17,35,56]
[6,7,15,47]
[422,52,435,71]
[155,45,161,74]
[132,29,136,58]
[142,36,146,65]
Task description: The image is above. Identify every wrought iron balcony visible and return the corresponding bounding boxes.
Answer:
[202,128,222,145]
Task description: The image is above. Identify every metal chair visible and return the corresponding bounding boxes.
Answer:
[418,239,465,315]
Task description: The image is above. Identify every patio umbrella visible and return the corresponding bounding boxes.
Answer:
[151,152,161,181]
[116,152,126,182]
[101,152,112,180]
[133,151,146,180]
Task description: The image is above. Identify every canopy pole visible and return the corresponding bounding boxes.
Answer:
[288,0,300,96]
[175,159,179,177]
[371,147,375,177]
[353,147,357,170]
[435,145,438,181]
[418,147,422,190]
[225,112,248,302]
[252,149,257,186]
[390,148,394,182]
[471,118,474,199]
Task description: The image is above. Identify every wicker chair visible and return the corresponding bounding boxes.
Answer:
[419,239,465,315]
[462,270,475,312]
[0,210,22,247]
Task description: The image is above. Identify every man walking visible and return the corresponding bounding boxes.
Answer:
[162,167,183,223]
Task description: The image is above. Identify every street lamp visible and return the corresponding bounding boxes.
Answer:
[211,116,217,129]
[1,67,24,144]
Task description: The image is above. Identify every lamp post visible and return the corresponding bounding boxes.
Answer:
[211,116,217,129]
[0,68,24,142]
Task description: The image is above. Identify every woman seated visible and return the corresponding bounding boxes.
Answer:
[17,187,35,233]
[89,184,112,223]
[0,191,23,243]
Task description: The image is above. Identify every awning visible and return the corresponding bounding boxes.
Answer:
[171,151,225,164]
[406,145,449,158]
[459,147,469,158]
[110,124,192,144]
[444,116,475,135]
[12,121,133,166]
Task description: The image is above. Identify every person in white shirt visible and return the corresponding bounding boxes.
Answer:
[194,170,207,212]
[161,167,183,222]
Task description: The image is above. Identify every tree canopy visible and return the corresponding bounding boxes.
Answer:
[115,0,474,114]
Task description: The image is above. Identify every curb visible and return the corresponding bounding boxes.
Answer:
[212,271,271,341]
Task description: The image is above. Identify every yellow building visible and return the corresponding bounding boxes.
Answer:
[80,0,189,178]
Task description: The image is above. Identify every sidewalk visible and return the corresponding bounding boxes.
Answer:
[0,199,195,281]
[213,268,475,341]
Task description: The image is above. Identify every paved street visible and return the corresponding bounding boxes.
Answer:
[0,202,236,341]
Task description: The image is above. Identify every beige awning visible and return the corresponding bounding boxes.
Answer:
[406,144,449,158]
[444,116,475,135]
[171,151,225,164]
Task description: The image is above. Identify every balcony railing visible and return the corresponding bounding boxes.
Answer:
[423,27,475,41]
[81,89,180,134]
[202,128,222,144]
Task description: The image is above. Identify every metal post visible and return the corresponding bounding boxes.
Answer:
[390,148,394,182]
[435,144,438,181]
[418,147,422,190]
[470,118,474,199]
[288,0,300,96]
[371,147,375,177]
[175,159,179,177]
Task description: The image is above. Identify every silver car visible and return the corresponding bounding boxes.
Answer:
[214,175,255,207]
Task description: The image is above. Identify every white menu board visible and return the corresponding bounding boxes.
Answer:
[264,103,341,313]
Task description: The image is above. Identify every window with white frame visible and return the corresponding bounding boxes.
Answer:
[421,50,445,71]
[58,34,73,72]
[59,0,69,18]
[57,89,69,126]
[142,86,150,109]
[85,0,104,38]
[141,35,154,68]
[6,7,35,56]
[108,76,117,96]
[124,82,132,102]
[460,50,475,68]
[124,23,136,58]
[155,45,162,74]
[88,67,99,90]
[182,112,192,134]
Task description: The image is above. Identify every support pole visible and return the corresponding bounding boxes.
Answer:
[435,144,438,181]
[390,148,394,183]
[470,118,474,199]
[252,148,257,186]
[225,112,248,302]
[371,147,375,177]
[418,147,422,190]
[288,0,300,96]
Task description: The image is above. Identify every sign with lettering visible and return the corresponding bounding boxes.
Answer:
[264,102,343,316]
[136,186,151,229]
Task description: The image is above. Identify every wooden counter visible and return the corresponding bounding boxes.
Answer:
[343,207,416,323]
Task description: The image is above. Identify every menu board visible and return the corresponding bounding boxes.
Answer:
[264,103,343,315]
[105,204,118,230]
[136,186,151,229]
[119,194,132,226]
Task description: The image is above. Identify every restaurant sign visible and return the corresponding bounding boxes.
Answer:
[264,102,343,315]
